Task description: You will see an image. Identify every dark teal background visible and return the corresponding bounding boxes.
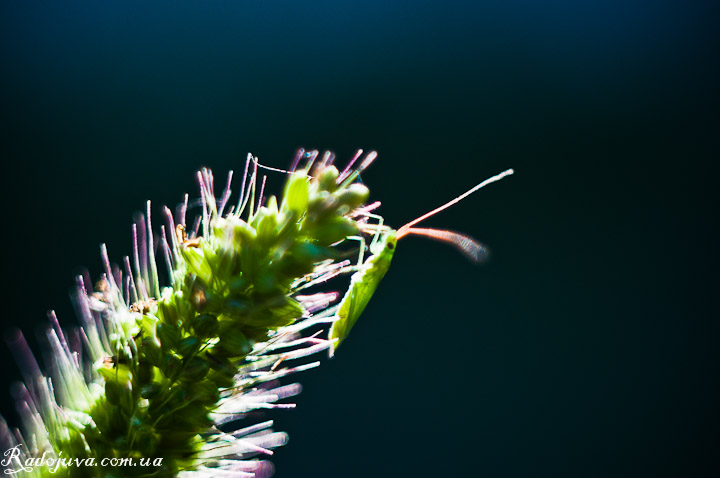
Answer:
[1,1,718,477]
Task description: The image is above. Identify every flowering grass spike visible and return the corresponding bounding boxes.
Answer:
[1,150,512,478]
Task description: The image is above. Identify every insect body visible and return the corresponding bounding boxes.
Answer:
[328,168,514,356]
[328,232,397,355]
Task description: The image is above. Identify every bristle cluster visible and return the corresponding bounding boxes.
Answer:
[1,150,379,477]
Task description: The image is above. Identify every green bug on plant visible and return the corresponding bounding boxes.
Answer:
[0,149,512,478]
[328,167,514,355]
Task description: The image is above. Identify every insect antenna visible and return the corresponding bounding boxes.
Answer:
[397,227,489,263]
[397,168,514,238]
[394,168,513,260]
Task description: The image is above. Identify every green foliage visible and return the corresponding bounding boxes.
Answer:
[1,148,510,477]
[1,156,375,478]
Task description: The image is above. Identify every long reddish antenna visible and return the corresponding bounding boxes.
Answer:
[397,168,514,238]
[400,227,489,262]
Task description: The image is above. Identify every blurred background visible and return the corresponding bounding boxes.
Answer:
[1,1,718,476]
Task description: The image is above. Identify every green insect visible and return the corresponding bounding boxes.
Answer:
[328,168,514,355]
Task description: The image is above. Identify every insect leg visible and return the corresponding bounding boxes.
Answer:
[344,235,367,266]
[297,233,371,291]
[291,229,380,294]
[362,213,385,250]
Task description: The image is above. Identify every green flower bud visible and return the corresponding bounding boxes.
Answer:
[225,295,252,316]
[227,215,257,245]
[182,357,210,381]
[283,172,310,214]
[157,322,180,351]
[217,327,251,356]
[181,247,213,285]
[315,217,360,245]
[178,337,201,357]
[253,206,279,240]
[141,337,163,367]
[336,183,370,209]
[192,313,219,338]
[318,165,340,192]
